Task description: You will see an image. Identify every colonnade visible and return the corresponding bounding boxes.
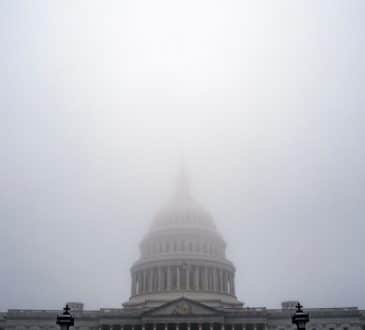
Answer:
[101,323,266,330]
[131,265,235,296]
[140,237,225,259]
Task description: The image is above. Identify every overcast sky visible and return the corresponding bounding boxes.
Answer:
[1,0,364,312]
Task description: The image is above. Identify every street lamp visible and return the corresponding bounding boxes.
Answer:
[292,302,310,330]
[56,304,75,330]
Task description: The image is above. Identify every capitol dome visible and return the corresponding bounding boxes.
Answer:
[125,169,243,310]
[150,170,217,233]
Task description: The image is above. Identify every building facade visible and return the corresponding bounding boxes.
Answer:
[2,172,364,330]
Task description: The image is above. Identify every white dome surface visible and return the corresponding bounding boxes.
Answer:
[125,169,243,309]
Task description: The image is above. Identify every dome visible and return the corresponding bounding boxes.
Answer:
[149,169,217,233]
[125,168,243,310]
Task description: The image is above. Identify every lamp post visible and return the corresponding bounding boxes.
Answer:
[57,304,75,330]
[292,302,309,330]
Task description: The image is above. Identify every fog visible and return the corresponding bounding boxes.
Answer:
[1,0,364,311]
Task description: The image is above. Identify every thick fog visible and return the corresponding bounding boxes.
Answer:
[1,1,364,312]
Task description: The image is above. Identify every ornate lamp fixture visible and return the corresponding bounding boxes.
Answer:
[56,304,74,330]
[292,302,310,330]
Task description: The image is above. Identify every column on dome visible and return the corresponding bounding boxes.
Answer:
[167,266,171,290]
[131,274,134,295]
[154,268,159,291]
[194,266,198,291]
[204,266,208,290]
[143,270,147,293]
[181,265,186,290]
[147,269,153,292]
[145,269,149,292]
[158,267,162,291]
[225,272,229,294]
[131,273,136,295]
[164,266,168,290]
[200,266,204,289]
[232,274,236,295]
[186,264,190,290]
[140,271,144,292]
[220,269,224,293]
[149,269,154,292]
[151,268,155,291]
[137,272,141,293]
[171,266,176,289]
[135,272,140,294]
[230,273,235,294]
[213,268,218,292]
[207,267,212,290]
[222,271,226,292]
[177,265,181,290]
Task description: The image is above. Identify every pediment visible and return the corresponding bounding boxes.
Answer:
[144,298,218,317]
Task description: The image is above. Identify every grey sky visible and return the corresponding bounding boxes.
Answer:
[0,0,364,312]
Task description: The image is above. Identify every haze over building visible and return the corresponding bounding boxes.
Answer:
[1,173,364,330]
